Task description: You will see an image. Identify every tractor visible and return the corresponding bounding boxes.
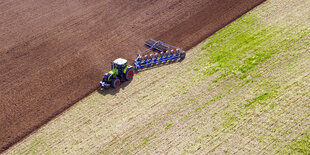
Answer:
[100,58,134,88]
[100,39,185,89]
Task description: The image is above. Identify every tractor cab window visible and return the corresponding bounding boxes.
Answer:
[114,63,126,70]
[113,63,118,69]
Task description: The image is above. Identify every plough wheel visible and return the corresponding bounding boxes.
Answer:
[180,51,186,59]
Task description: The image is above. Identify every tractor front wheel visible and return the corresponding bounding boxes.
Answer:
[125,68,134,81]
[111,78,121,88]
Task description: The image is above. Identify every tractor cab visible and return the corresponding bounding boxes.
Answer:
[100,58,135,88]
[111,58,127,72]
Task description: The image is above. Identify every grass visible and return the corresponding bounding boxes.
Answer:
[165,123,174,130]
[280,131,310,154]
[222,115,239,128]
[194,12,308,83]
[244,90,277,108]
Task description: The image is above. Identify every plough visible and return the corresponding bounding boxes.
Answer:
[134,39,186,69]
[100,39,186,88]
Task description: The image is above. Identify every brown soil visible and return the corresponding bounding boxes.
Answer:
[0,0,265,152]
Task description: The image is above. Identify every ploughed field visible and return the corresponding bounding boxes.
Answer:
[0,0,265,152]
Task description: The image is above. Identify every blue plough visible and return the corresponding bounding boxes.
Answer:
[134,39,186,70]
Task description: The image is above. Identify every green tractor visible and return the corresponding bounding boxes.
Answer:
[100,58,135,88]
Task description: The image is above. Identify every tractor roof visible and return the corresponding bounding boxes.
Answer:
[113,58,127,65]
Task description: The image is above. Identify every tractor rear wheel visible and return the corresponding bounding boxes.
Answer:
[111,78,121,88]
[125,68,134,81]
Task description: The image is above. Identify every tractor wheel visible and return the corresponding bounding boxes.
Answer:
[111,78,121,88]
[125,68,134,81]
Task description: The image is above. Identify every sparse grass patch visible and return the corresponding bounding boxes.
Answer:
[165,123,174,130]
[244,90,277,108]
[180,92,229,121]
[222,114,239,128]
[281,131,310,154]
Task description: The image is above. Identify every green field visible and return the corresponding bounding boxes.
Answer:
[5,0,310,154]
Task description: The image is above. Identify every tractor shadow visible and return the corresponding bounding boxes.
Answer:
[97,80,132,96]
[97,58,184,95]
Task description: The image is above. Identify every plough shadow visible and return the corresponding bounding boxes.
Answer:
[97,58,184,96]
[135,58,184,72]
